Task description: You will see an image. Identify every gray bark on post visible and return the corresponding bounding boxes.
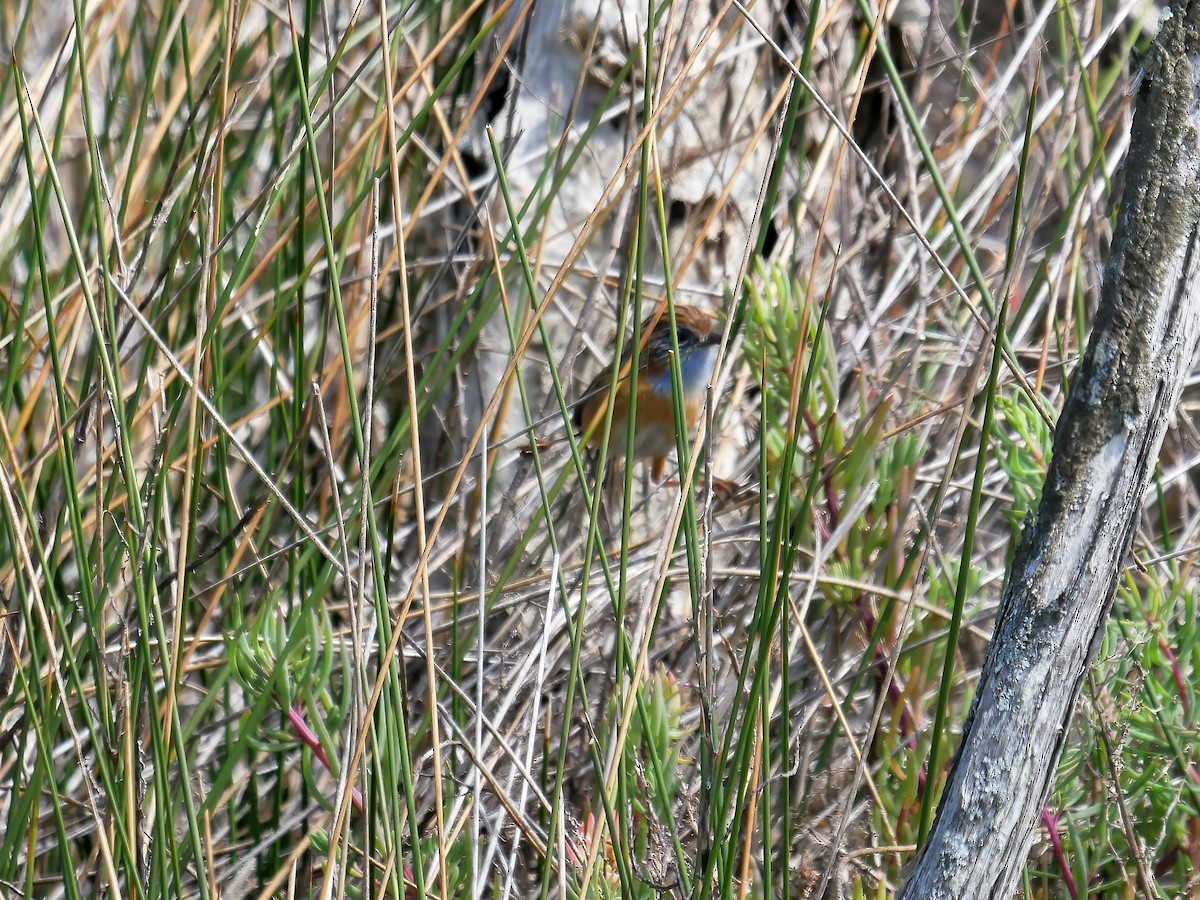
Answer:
[899,4,1200,897]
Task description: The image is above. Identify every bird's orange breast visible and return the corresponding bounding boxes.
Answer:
[578,372,704,461]
[575,325,719,476]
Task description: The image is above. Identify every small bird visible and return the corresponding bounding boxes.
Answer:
[574,305,723,481]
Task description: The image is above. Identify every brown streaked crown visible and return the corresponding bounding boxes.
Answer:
[644,305,721,363]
